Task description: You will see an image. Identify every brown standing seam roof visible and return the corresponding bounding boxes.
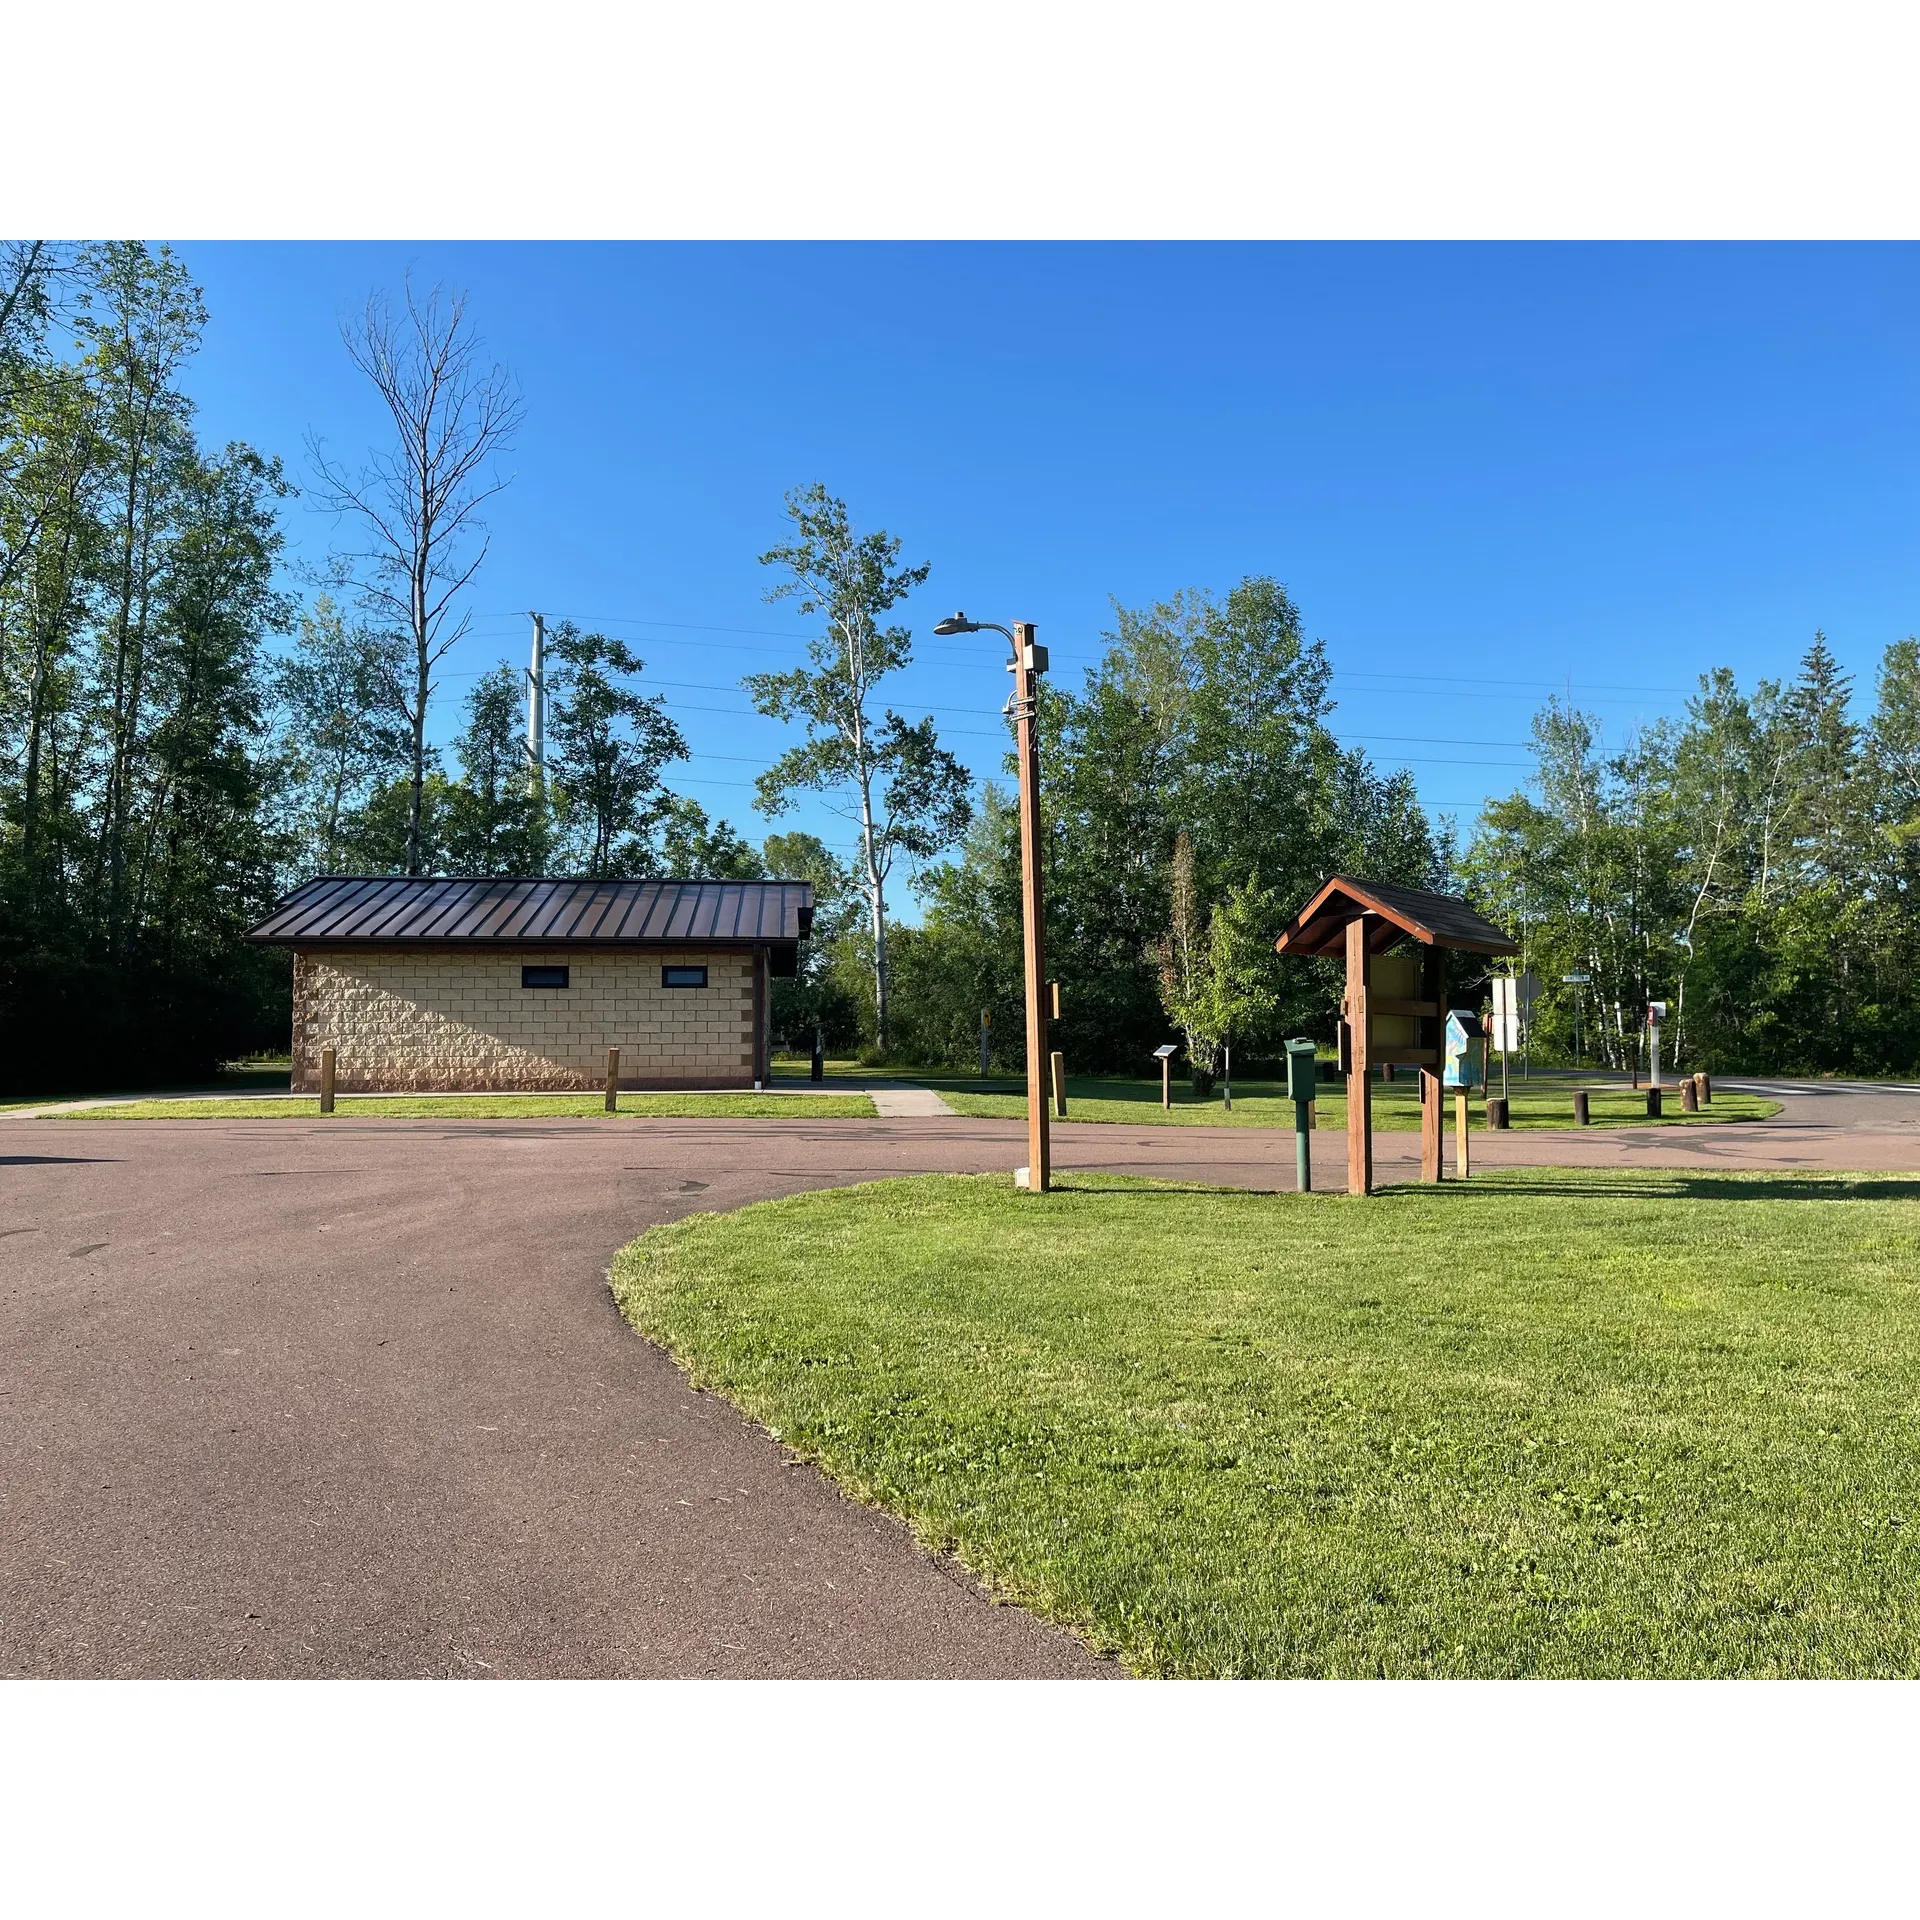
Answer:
[248,876,815,946]
[1273,874,1518,958]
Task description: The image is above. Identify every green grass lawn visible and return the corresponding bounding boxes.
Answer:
[931,1071,1777,1131]
[51,1092,877,1120]
[611,1167,1920,1677]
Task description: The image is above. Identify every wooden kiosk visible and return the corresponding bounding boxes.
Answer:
[1273,876,1518,1196]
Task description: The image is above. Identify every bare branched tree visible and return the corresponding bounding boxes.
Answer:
[309,280,524,874]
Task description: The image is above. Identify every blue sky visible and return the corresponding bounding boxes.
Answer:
[177,242,1920,886]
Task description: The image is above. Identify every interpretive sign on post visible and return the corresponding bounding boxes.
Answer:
[1153,1043,1178,1110]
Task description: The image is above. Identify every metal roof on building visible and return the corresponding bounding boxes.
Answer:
[1273,874,1518,958]
[249,876,815,947]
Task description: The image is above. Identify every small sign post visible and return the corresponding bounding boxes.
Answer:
[1153,1043,1178,1111]
[1490,977,1518,1100]
[1562,971,1590,1068]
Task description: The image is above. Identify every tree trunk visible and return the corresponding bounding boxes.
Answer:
[859,770,888,1051]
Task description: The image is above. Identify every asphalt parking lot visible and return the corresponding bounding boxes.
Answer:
[5,1086,1913,1678]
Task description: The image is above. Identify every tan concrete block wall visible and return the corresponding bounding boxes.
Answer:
[291,946,760,1092]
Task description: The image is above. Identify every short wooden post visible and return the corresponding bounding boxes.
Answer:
[1573,1089,1590,1126]
[1695,1071,1711,1106]
[1454,1090,1470,1178]
[605,1046,620,1114]
[1161,1054,1172,1109]
[810,1027,824,1083]
[317,1045,336,1115]
[1050,1051,1067,1118]
[1487,1095,1509,1130]
[1680,1075,1698,1112]
[1647,1087,1663,1118]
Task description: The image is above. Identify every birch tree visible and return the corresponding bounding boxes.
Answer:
[746,485,971,1050]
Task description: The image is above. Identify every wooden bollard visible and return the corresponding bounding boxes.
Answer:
[605,1047,620,1114]
[1050,1051,1067,1118]
[1487,1096,1510,1130]
[1573,1089,1590,1126]
[319,1046,336,1115]
[1454,1090,1470,1178]
[1696,1071,1711,1106]
[1647,1087,1663,1118]
[1680,1076,1698,1113]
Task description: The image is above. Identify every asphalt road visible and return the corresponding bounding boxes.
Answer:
[5,1089,1914,1679]
[1,1116,1123,1679]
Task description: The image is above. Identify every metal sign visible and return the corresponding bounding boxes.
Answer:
[1562,971,1591,984]
[1646,1000,1668,1026]
[1490,973,1540,1016]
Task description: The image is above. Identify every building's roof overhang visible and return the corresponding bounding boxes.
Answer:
[1273,874,1519,958]
[249,875,815,947]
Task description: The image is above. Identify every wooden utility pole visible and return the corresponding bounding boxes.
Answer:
[527,611,546,785]
[1345,917,1373,1196]
[1419,945,1446,1183]
[1012,622,1050,1192]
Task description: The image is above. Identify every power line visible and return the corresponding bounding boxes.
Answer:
[470,609,1699,698]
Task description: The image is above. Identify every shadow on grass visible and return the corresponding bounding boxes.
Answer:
[1049,1176,1272,1198]
[1377,1173,1920,1204]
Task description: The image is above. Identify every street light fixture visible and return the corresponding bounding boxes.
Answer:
[934,611,1052,1193]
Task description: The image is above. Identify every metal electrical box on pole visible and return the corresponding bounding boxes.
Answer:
[1284,1039,1317,1192]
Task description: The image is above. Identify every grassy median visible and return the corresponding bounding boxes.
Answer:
[934,1072,1777,1130]
[50,1093,877,1120]
[611,1167,1920,1678]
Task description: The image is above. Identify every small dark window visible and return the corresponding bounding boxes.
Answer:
[521,965,570,989]
[661,965,708,989]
